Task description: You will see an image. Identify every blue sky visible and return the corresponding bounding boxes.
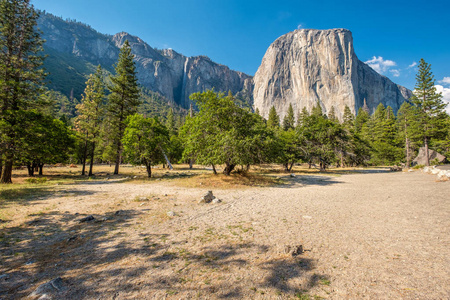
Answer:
[32,0,450,104]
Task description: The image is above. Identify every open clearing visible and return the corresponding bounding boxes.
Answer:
[0,166,449,299]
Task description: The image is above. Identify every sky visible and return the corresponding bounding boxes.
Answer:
[32,0,450,109]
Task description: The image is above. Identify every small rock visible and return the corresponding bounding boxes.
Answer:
[0,274,9,280]
[290,173,296,177]
[115,210,125,215]
[139,197,148,201]
[408,169,414,172]
[133,176,138,179]
[79,215,95,223]
[437,170,449,181]
[199,191,215,203]
[302,215,312,219]
[30,277,65,298]
[167,211,176,217]
[67,236,78,243]
[284,245,303,256]
[212,198,222,204]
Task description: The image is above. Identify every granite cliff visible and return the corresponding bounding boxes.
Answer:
[37,13,252,108]
[253,29,412,120]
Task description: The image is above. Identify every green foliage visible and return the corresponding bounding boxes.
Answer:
[267,106,280,128]
[282,103,296,130]
[0,0,46,183]
[75,65,106,175]
[16,111,75,171]
[328,106,338,122]
[180,90,275,175]
[299,112,348,169]
[122,114,169,177]
[342,105,355,131]
[105,40,140,174]
[409,58,448,166]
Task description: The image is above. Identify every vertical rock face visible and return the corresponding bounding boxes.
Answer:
[253,29,412,120]
[37,13,252,108]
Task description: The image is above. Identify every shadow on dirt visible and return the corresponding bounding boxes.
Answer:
[0,207,328,299]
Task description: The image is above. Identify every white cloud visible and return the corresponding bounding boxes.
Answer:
[439,77,450,85]
[390,69,400,77]
[435,84,450,114]
[297,24,302,29]
[365,56,397,75]
[408,62,417,68]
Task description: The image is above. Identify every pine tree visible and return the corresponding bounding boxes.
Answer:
[106,40,140,175]
[328,106,338,122]
[410,58,447,166]
[342,105,355,131]
[282,103,295,130]
[354,107,369,133]
[396,102,418,168]
[0,0,45,183]
[297,107,310,128]
[75,65,105,176]
[311,101,324,117]
[267,106,280,128]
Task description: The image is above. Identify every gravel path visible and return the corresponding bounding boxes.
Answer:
[2,170,449,299]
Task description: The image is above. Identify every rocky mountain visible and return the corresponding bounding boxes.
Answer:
[37,13,252,108]
[253,29,412,120]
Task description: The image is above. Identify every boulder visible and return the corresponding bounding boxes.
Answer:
[30,277,65,298]
[199,191,216,204]
[413,147,446,166]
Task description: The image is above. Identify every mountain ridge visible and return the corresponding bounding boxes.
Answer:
[253,28,412,120]
[37,12,253,109]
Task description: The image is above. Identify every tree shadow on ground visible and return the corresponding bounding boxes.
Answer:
[0,207,328,299]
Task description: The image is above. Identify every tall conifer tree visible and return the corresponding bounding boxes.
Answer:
[267,106,280,128]
[106,40,140,175]
[282,103,295,130]
[410,58,447,166]
[0,0,45,183]
[76,65,105,176]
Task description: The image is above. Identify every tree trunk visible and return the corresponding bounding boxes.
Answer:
[0,158,3,175]
[189,159,193,169]
[405,137,411,168]
[38,163,44,176]
[212,164,217,175]
[88,141,96,177]
[27,163,35,176]
[288,162,295,172]
[223,163,235,176]
[283,163,289,172]
[81,136,88,176]
[0,157,13,184]
[246,164,250,171]
[146,163,152,178]
[424,136,430,166]
[114,141,122,175]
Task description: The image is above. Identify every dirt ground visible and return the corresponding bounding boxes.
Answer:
[0,166,449,299]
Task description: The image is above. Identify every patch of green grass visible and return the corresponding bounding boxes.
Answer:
[319,277,331,286]
[25,177,48,184]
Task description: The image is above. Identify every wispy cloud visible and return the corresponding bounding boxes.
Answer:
[365,56,397,75]
[435,84,450,114]
[390,69,400,77]
[408,62,417,68]
[297,24,302,29]
[439,77,450,85]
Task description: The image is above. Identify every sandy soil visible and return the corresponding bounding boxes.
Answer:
[1,169,449,299]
